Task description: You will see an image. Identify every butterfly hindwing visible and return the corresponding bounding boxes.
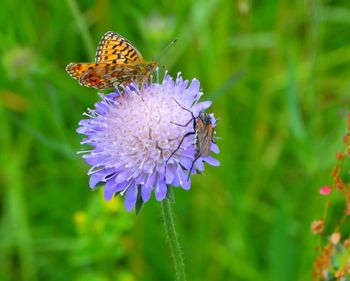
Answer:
[79,64,143,89]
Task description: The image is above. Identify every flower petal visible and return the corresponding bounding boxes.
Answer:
[177,166,191,190]
[104,178,117,200]
[203,155,220,166]
[141,173,155,202]
[84,155,107,166]
[89,170,108,188]
[178,156,193,171]
[320,186,332,195]
[211,142,220,154]
[141,183,152,202]
[155,178,167,201]
[188,79,200,95]
[165,165,176,184]
[104,180,130,200]
[192,101,212,116]
[195,158,205,171]
[115,170,132,184]
[124,184,138,211]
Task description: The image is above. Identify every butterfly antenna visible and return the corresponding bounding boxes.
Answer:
[155,39,177,61]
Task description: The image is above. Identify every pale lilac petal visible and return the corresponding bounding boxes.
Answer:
[188,79,200,94]
[192,101,212,116]
[77,120,93,133]
[114,181,130,193]
[178,156,193,171]
[177,167,191,190]
[104,190,114,201]
[145,173,156,189]
[124,184,138,212]
[104,177,117,200]
[211,142,220,154]
[135,173,146,185]
[155,178,167,201]
[181,147,196,157]
[171,171,181,187]
[141,173,155,201]
[141,184,152,202]
[209,114,217,126]
[195,159,205,171]
[165,165,176,184]
[89,171,107,188]
[114,170,131,184]
[202,155,220,166]
[84,155,107,166]
[95,103,109,114]
[104,180,129,200]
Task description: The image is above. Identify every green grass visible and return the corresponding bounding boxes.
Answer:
[1,0,350,280]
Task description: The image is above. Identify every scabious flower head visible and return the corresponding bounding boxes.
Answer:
[77,72,220,212]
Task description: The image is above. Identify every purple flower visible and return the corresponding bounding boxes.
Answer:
[77,73,220,212]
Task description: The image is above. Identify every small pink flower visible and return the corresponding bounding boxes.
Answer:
[320,186,332,195]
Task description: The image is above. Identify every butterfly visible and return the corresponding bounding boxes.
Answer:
[66,31,157,89]
[166,99,215,179]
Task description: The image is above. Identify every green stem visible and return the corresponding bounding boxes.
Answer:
[160,198,186,281]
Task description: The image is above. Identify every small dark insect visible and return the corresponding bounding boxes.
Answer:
[167,99,215,179]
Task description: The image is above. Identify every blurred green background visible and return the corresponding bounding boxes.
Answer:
[1,0,350,280]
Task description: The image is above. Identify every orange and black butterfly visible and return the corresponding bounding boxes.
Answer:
[66,31,157,89]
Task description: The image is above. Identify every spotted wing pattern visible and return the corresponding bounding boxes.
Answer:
[66,31,157,90]
[66,63,99,82]
[79,64,144,89]
[95,31,144,64]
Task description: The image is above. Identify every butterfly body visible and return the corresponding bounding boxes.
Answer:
[66,31,157,89]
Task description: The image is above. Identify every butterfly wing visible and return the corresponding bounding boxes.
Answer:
[66,63,101,81]
[95,31,144,64]
[79,63,145,89]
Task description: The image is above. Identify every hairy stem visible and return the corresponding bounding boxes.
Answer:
[160,198,186,281]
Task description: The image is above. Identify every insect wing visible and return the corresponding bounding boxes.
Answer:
[95,31,144,64]
[79,64,143,89]
[66,63,99,81]
[195,116,213,156]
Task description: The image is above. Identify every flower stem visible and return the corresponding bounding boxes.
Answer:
[160,198,186,281]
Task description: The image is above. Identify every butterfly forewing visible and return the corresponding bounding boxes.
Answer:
[95,31,144,64]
